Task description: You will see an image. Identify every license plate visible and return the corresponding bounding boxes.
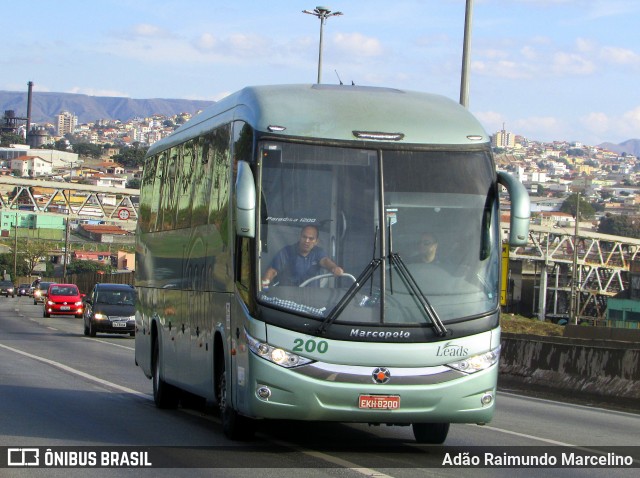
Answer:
[112,321,127,328]
[60,306,70,311]
[358,395,400,410]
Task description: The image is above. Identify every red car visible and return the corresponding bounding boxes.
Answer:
[44,283,85,318]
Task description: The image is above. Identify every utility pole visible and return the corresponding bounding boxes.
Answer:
[13,212,18,281]
[303,6,343,84]
[569,193,580,325]
[63,190,70,282]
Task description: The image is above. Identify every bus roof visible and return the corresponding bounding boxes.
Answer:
[148,84,490,154]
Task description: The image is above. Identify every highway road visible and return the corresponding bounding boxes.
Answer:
[0,296,638,477]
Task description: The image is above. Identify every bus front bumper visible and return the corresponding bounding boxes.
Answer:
[240,354,498,425]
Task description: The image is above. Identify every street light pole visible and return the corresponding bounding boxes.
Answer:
[459,0,474,108]
[303,6,343,84]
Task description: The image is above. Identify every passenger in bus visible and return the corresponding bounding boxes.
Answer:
[407,233,439,264]
[261,225,344,287]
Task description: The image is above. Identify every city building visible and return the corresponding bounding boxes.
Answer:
[492,126,516,149]
[57,111,78,136]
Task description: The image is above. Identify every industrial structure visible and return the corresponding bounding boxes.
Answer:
[506,222,640,325]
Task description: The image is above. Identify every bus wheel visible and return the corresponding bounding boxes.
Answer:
[217,365,255,440]
[412,423,450,444]
[152,339,179,409]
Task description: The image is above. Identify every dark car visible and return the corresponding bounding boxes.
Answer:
[83,283,136,337]
[0,280,15,297]
[17,283,31,296]
[33,281,56,304]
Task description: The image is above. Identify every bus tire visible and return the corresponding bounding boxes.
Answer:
[412,422,450,444]
[217,365,255,440]
[152,339,179,409]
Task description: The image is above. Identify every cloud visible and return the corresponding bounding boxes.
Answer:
[514,116,566,141]
[131,23,167,38]
[578,107,640,143]
[193,33,217,51]
[333,33,384,57]
[471,59,534,80]
[600,46,640,67]
[67,86,130,97]
[551,52,595,75]
[474,110,507,134]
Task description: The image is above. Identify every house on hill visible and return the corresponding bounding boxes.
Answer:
[77,224,134,244]
[10,155,53,177]
[73,251,112,266]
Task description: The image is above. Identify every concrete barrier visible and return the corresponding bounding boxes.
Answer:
[500,332,640,401]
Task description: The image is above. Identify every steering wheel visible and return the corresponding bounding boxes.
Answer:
[299,273,357,288]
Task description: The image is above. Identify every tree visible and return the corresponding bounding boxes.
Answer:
[66,260,111,275]
[111,143,148,168]
[1,132,25,147]
[598,214,640,239]
[20,241,52,276]
[559,193,595,220]
[72,142,103,159]
[566,148,585,157]
[0,253,29,279]
[126,178,141,189]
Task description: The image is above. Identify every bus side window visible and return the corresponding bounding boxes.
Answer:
[176,139,197,229]
[148,151,166,232]
[138,153,157,232]
[192,134,214,227]
[207,124,231,225]
[159,147,179,230]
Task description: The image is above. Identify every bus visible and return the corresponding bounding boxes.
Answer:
[134,84,530,444]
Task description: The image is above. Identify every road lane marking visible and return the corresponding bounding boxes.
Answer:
[2,340,396,476]
[469,424,640,465]
[268,438,395,478]
[89,337,135,351]
[0,342,151,400]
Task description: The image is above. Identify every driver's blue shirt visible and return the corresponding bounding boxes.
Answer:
[269,244,328,286]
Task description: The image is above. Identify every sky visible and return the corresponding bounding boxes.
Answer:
[2,0,639,146]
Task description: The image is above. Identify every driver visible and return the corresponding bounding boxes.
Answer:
[261,225,344,288]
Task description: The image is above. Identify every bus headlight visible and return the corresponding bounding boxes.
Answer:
[446,346,500,374]
[246,331,314,368]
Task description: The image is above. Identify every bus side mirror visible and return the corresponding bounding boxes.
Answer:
[498,171,530,246]
[235,160,256,238]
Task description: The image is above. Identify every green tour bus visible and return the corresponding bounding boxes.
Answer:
[134,84,530,444]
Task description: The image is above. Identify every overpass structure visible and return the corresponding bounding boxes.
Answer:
[1,175,636,321]
[505,222,640,322]
[0,176,139,225]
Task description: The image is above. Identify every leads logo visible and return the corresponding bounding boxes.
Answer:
[436,342,469,357]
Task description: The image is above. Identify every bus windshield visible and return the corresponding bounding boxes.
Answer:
[257,142,499,327]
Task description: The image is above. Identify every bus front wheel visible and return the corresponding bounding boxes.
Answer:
[217,365,255,440]
[152,339,179,409]
[412,423,450,444]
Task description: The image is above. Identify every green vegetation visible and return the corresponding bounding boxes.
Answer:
[598,214,640,239]
[501,313,565,337]
[559,193,595,220]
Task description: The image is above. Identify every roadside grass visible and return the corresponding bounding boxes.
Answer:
[500,313,565,337]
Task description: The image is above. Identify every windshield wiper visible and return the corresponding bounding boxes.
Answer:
[388,252,448,337]
[316,258,382,334]
[316,253,448,337]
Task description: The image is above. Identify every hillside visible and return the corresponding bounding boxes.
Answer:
[598,138,640,156]
[0,90,215,125]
